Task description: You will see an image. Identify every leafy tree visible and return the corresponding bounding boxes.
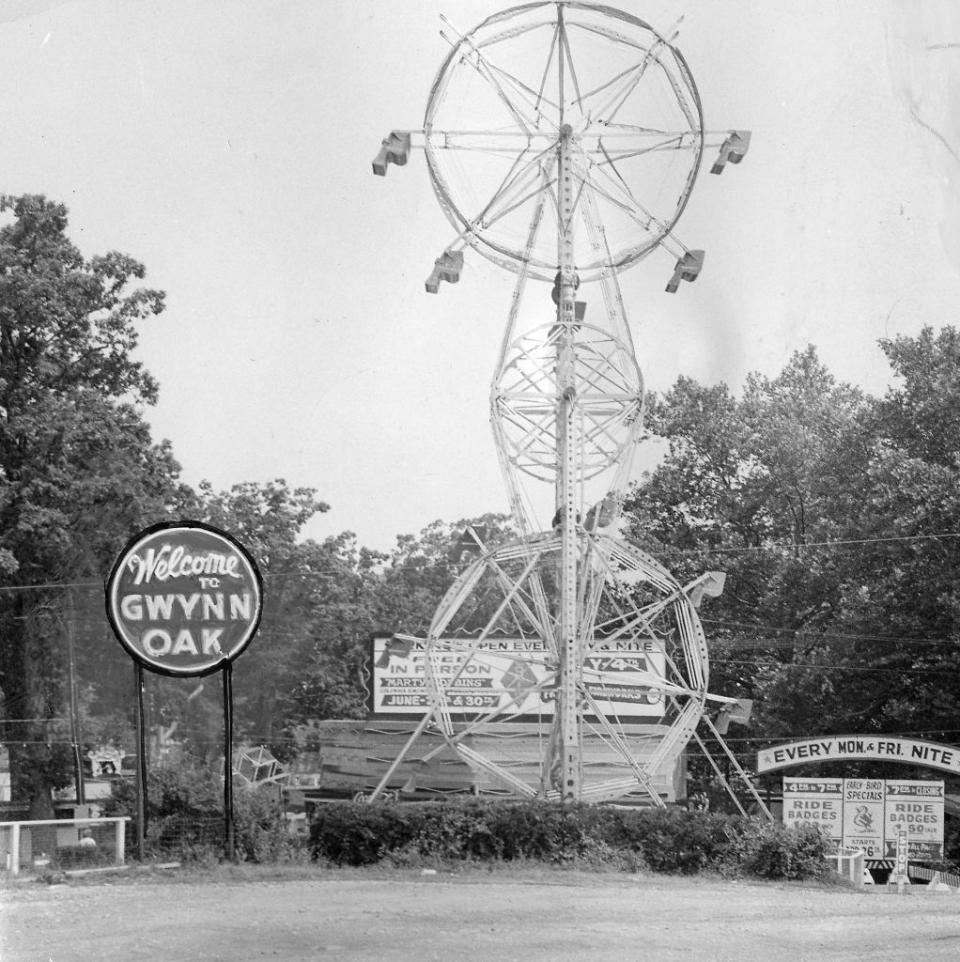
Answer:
[0,194,180,818]
[625,338,960,765]
[373,513,516,636]
[140,479,332,761]
[874,326,960,468]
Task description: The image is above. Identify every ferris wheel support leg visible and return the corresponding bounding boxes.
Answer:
[365,708,437,803]
[691,728,749,818]
[699,713,773,821]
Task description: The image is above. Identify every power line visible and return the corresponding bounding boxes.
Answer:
[715,657,957,676]
[0,531,958,595]
[668,532,960,557]
[0,580,101,594]
[701,618,958,648]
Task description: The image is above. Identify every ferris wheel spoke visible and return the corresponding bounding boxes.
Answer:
[576,351,636,395]
[580,409,636,456]
[441,15,575,137]
[425,130,557,154]
[499,372,556,403]
[487,58,564,131]
[498,407,559,459]
[581,145,660,216]
[590,591,680,645]
[577,39,670,127]
[575,345,633,388]
[487,19,566,125]
[441,24,541,134]
[557,7,585,119]
[578,169,669,241]
[499,369,556,402]
[586,123,698,140]
[570,58,640,120]
[499,355,557,393]
[462,163,558,245]
[477,550,555,642]
[532,18,562,118]
[501,409,556,450]
[578,688,659,791]
[581,147,661,245]
[586,132,700,166]
[463,147,553,227]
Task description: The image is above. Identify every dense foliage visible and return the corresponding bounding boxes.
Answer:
[625,338,960,781]
[101,760,299,864]
[0,195,183,818]
[309,799,829,880]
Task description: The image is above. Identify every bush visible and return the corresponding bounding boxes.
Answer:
[103,763,303,864]
[308,799,830,880]
[734,821,829,880]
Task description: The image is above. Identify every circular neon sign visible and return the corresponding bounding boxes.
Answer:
[106,521,263,677]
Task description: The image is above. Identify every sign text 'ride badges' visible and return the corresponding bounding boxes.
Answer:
[106,522,263,677]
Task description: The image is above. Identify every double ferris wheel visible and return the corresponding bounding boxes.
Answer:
[369,2,759,806]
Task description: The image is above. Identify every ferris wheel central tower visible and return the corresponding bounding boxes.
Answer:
[371,1,751,804]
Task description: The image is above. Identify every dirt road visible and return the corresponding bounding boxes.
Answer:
[2,870,959,961]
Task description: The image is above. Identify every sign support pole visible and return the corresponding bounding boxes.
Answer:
[134,661,147,860]
[223,662,235,861]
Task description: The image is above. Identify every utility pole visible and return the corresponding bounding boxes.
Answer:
[65,587,85,807]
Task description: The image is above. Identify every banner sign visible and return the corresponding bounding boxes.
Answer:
[106,521,263,677]
[370,635,665,719]
[840,779,885,858]
[883,780,944,860]
[782,778,843,846]
[781,777,943,860]
[758,736,960,775]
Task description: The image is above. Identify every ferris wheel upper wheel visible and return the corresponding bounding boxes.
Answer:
[423,1,704,282]
[373,1,749,289]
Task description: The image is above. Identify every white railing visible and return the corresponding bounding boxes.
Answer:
[0,816,130,876]
[829,847,866,888]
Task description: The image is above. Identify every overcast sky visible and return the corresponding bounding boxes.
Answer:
[1,0,958,551]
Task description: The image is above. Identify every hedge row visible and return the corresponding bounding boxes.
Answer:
[309,800,829,880]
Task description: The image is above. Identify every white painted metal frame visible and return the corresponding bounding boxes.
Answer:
[370,1,751,806]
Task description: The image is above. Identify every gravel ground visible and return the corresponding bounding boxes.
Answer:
[2,869,959,962]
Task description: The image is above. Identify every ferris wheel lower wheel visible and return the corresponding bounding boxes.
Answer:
[420,531,710,803]
[422,1,705,283]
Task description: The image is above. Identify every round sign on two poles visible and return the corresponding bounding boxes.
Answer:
[106,521,263,677]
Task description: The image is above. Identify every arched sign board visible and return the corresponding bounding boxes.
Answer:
[106,521,263,677]
[757,736,960,777]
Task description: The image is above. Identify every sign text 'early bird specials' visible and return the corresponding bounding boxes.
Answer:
[782,777,943,860]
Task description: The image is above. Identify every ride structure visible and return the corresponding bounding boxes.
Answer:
[369,2,761,808]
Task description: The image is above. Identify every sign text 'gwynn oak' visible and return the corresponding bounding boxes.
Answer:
[106,521,263,677]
